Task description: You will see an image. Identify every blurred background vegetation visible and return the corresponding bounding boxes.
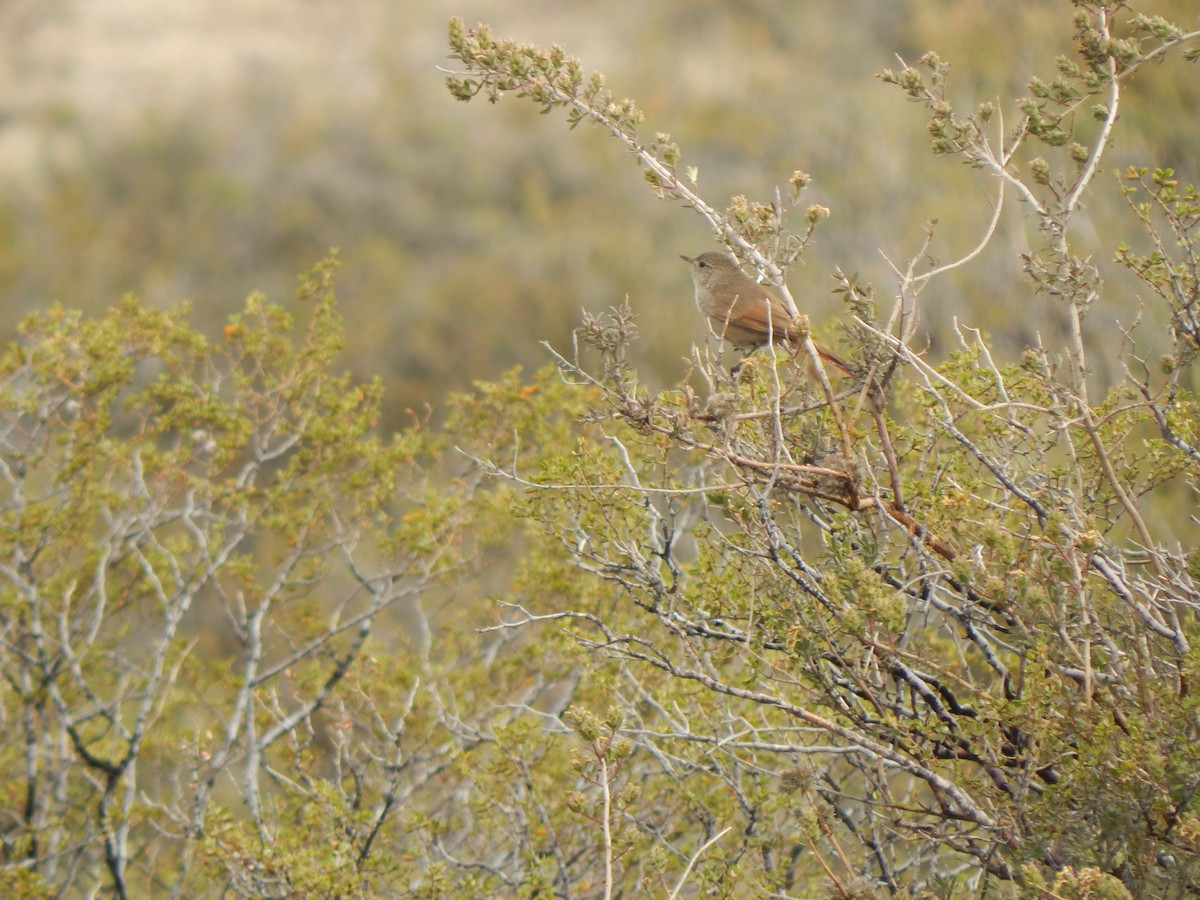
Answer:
[1,0,1196,429]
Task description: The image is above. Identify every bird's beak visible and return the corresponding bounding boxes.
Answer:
[679,255,694,264]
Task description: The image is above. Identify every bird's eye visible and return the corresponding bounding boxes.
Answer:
[698,261,709,268]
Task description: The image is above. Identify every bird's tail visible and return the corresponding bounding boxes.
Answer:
[813,342,855,375]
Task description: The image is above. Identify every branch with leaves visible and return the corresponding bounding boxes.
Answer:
[445,4,1200,896]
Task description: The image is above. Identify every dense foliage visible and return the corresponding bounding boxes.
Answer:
[2,2,1199,897]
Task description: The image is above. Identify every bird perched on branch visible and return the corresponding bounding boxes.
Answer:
[681,251,852,373]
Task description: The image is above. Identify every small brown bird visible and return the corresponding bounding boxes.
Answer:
[681,251,852,373]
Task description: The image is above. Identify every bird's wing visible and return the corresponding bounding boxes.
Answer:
[730,290,856,373]
[729,289,796,341]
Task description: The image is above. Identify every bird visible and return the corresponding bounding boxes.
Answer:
[680,251,852,373]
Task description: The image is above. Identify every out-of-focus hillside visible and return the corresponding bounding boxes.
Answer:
[0,0,1196,422]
